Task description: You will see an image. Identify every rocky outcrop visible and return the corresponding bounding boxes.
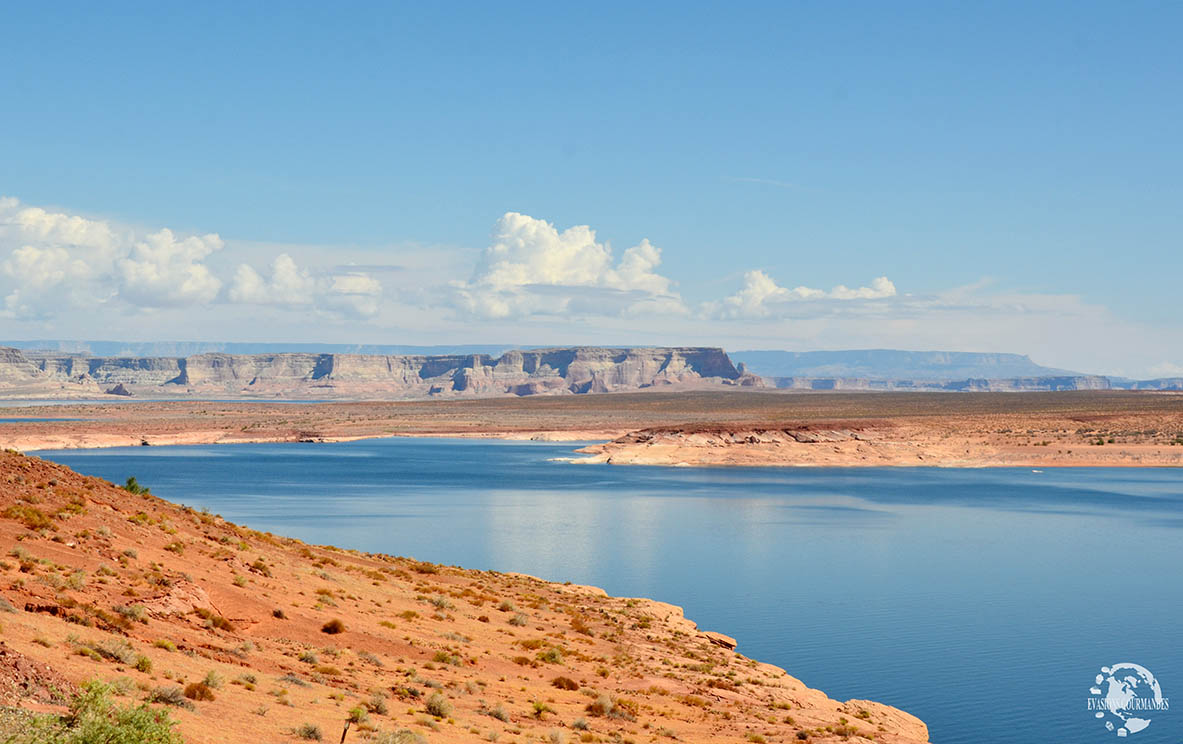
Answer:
[0,348,44,385]
[8,347,751,399]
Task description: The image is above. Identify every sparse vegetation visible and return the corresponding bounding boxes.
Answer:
[4,681,181,744]
[425,692,453,718]
[321,618,346,634]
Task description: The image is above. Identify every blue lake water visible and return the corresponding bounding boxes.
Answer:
[36,438,1183,743]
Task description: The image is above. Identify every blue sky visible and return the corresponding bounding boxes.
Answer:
[1,2,1180,376]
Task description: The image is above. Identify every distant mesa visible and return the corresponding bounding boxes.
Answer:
[729,349,1080,380]
[0,344,1177,399]
[730,349,1183,393]
[0,346,754,400]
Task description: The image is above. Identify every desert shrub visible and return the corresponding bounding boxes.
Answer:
[114,604,146,622]
[86,638,137,665]
[294,723,322,740]
[299,650,319,664]
[425,692,452,718]
[551,676,579,691]
[321,618,346,634]
[134,655,153,673]
[570,615,593,636]
[152,640,176,652]
[272,608,286,619]
[485,703,509,722]
[508,613,528,627]
[193,607,235,632]
[432,651,460,666]
[366,692,389,715]
[148,686,194,710]
[5,681,181,743]
[183,682,216,702]
[4,505,54,531]
[586,694,636,721]
[279,673,310,687]
[536,647,564,664]
[202,670,223,689]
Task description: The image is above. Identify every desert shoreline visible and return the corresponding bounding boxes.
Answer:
[2,390,1182,468]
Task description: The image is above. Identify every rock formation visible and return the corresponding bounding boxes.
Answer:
[8,346,753,399]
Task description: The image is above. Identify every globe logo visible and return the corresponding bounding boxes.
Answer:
[1087,663,1169,736]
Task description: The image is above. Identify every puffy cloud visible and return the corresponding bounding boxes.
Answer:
[229,253,382,318]
[117,229,223,307]
[229,253,317,305]
[709,269,896,319]
[1,197,224,315]
[455,212,682,318]
[11,205,117,252]
[2,245,98,319]
[0,198,120,318]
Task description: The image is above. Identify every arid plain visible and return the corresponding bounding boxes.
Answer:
[5,390,1183,468]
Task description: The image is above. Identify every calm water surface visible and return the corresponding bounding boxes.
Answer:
[38,438,1183,744]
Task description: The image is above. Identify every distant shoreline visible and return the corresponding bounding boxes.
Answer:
[3,391,1181,468]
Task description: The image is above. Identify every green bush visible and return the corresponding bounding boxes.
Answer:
[123,477,151,495]
[6,680,181,743]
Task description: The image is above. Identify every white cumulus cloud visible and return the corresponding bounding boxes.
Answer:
[117,228,224,307]
[229,253,317,305]
[229,253,382,318]
[0,198,122,318]
[708,269,896,319]
[454,212,682,318]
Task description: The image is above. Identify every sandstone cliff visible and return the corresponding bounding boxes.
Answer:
[11,347,751,399]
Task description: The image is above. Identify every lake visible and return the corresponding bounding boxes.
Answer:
[36,438,1183,743]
